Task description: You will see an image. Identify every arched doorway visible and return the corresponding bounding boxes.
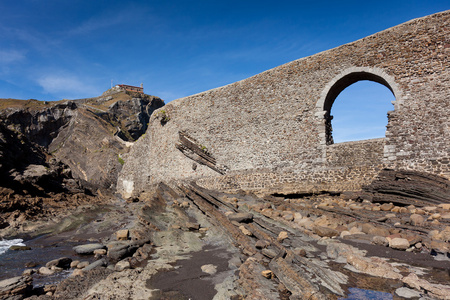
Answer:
[330,81,395,143]
[317,68,400,145]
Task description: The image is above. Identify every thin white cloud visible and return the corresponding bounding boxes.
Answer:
[37,74,99,98]
[0,49,25,64]
[67,5,148,36]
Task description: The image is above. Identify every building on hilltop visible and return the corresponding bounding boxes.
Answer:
[114,83,144,93]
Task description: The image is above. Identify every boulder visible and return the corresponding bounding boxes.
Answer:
[46,257,72,269]
[70,260,80,268]
[73,243,105,255]
[70,269,84,277]
[380,203,394,211]
[115,260,131,272]
[313,225,339,238]
[201,264,217,275]
[38,267,55,275]
[107,242,138,262]
[227,212,253,223]
[77,261,90,269]
[389,238,410,250]
[83,258,107,271]
[409,214,425,226]
[372,236,389,247]
[395,287,422,298]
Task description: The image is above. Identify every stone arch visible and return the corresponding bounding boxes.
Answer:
[316,67,402,145]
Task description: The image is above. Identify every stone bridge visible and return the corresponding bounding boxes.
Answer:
[118,11,449,198]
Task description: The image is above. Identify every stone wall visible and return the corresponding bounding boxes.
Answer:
[117,11,450,198]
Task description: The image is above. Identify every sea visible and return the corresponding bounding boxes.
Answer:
[0,238,26,255]
[0,237,91,286]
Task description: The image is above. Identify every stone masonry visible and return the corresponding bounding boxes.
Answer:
[117,11,450,198]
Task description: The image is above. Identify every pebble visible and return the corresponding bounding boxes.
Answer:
[261,270,273,279]
[277,231,289,242]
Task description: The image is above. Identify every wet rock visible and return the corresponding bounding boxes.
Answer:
[22,269,35,276]
[0,276,32,298]
[84,258,107,271]
[24,262,37,268]
[39,266,55,275]
[395,287,422,298]
[228,212,253,223]
[201,264,217,275]
[46,257,72,269]
[70,260,80,268]
[77,261,90,269]
[403,273,450,299]
[73,243,105,255]
[389,238,410,250]
[51,266,63,272]
[9,245,31,251]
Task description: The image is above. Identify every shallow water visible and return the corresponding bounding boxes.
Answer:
[0,235,95,286]
[339,288,393,300]
[0,239,25,255]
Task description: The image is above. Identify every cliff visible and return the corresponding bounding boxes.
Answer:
[0,91,164,233]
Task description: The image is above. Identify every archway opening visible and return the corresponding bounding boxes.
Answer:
[330,81,395,143]
[322,71,396,145]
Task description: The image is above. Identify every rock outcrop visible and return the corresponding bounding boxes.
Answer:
[0,91,164,236]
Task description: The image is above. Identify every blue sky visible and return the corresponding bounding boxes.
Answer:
[0,1,448,141]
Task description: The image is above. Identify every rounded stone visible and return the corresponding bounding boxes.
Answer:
[73,243,105,255]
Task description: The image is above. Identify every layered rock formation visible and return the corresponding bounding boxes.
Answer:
[0,91,164,236]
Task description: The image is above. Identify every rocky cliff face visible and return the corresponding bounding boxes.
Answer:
[0,91,164,234]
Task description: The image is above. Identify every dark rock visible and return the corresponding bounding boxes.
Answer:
[362,169,450,207]
[24,262,37,268]
[0,276,32,298]
[46,257,72,269]
[255,240,270,249]
[9,246,31,251]
[227,212,253,223]
[107,242,138,262]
